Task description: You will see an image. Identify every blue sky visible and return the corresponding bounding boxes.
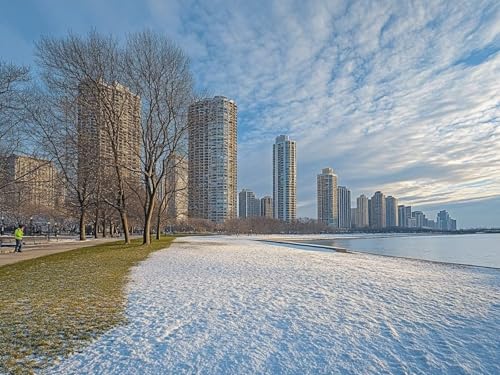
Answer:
[1,0,499,228]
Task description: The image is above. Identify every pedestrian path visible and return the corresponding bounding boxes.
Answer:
[0,237,120,267]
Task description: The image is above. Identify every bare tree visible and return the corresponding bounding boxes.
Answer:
[122,31,194,245]
[0,61,29,152]
[0,61,31,194]
[34,31,139,243]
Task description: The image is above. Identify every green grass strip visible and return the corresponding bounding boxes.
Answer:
[0,236,175,374]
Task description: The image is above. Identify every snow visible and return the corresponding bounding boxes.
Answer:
[46,236,500,374]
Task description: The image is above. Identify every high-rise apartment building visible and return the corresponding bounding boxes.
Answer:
[239,189,261,218]
[337,186,351,228]
[2,155,60,210]
[398,205,406,227]
[273,135,296,222]
[371,191,386,228]
[188,96,237,223]
[356,194,369,228]
[385,196,399,227]
[405,206,412,226]
[350,208,357,227]
[162,154,188,221]
[260,196,273,218]
[77,80,141,184]
[317,167,338,227]
[437,210,457,231]
[412,211,425,228]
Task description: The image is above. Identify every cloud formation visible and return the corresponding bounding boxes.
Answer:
[145,0,500,223]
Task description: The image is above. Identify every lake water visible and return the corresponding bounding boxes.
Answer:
[295,233,500,269]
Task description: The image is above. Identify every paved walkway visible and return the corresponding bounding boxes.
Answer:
[0,237,121,267]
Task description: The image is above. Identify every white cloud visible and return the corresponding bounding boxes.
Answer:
[144,0,500,221]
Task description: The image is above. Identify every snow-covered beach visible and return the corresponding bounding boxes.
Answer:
[47,236,500,374]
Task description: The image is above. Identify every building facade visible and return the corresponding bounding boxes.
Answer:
[2,155,59,211]
[162,154,188,221]
[371,191,386,228]
[437,210,457,231]
[273,135,296,222]
[337,186,351,228]
[317,167,338,227]
[260,196,273,218]
[356,194,369,228]
[385,196,399,227]
[188,96,237,223]
[239,189,261,218]
[77,80,141,185]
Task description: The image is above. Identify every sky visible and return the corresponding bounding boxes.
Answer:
[1,0,499,228]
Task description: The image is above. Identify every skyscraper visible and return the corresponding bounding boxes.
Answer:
[371,191,386,228]
[2,155,59,210]
[356,194,369,228]
[260,196,273,218]
[385,196,399,227]
[437,210,457,231]
[405,206,412,227]
[350,207,357,228]
[239,189,261,218]
[317,167,338,227]
[337,186,351,228]
[398,205,406,227]
[412,211,425,228]
[273,135,296,222]
[77,80,141,183]
[188,96,237,223]
[162,154,188,221]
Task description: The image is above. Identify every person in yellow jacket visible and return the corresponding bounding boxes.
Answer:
[14,224,25,253]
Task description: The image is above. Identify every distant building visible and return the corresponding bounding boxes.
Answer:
[162,154,188,221]
[398,205,406,227]
[2,155,59,211]
[371,191,386,228]
[408,217,417,228]
[356,194,369,228]
[385,196,399,227]
[260,196,273,218]
[350,207,357,228]
[437,210,457,231]
[273,135,296,222]
[398,205,412,228]
[77,80,141,185]
[317,167,338,227]
[337,186,351,228]
[368,198,373,227]
[188,96,237,223]
[239,189,261,218]
[412,211,425,228]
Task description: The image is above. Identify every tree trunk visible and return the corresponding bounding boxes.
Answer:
[120,211,130,244]
[79,209,86,241]
[143,198,155,245]
[155,209,161,240]
[102,211,107,238]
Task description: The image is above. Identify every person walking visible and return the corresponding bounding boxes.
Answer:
[14,224,25,253]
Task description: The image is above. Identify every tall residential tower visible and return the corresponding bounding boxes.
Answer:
[317,167,338,227]
[337,186,351,228]
[273,135,296,222]
[188,96,237,223]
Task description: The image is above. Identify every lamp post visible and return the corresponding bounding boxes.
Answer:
[30,216,33,236]
[1,216,4,236]
[47,221,51,241]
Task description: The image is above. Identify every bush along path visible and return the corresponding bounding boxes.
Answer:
[0,236,174,374]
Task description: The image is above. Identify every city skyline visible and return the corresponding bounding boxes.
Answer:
[1,1,499,227]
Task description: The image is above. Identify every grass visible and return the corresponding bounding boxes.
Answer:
[0,236,174,374]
